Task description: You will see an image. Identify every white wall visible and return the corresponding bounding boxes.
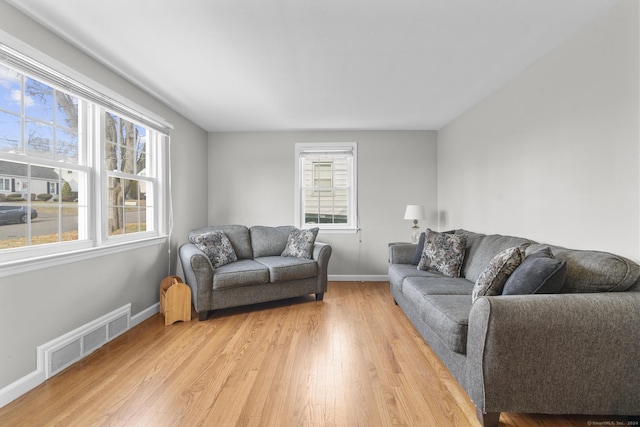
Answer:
[0,3,209,389]
[437,0,639,261]
[209,130,438,276]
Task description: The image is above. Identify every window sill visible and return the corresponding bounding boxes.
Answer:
[0,235,168,279]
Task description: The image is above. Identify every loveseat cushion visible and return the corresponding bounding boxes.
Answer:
[212,259,270,290]
[189,229,238,268]
[281,227,319,259]
[250,225,295,258]
[190,225,253,260]
[419,295,472,355]
[256,256,318,283]
[527,243,640,293]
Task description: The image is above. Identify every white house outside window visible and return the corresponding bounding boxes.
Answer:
[295,142,357,232]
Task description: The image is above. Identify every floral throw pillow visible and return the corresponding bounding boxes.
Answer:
[281,227,319,259]
[472,246,524,303]
[189,230,238,268]
[417,229,468,278]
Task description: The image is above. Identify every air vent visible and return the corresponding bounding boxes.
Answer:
[50,340,82,375]
[83,326,107,354]
[108,315,128,340]
[38,304,131,379]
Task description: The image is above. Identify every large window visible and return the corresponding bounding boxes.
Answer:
[295,142,357,231]
[0,44,170,266]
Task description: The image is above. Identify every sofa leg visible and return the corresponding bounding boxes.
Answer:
[198,311,209,321]
[475,407,500,427]
[316,292,324,301]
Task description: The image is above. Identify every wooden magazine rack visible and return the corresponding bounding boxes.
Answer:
[160,275,192,325]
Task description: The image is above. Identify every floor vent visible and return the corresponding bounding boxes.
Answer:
[108,314,128,339]
[38,304,131,379]
[50,340,82,375]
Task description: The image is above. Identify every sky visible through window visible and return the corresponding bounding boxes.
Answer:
[0,63,79,163]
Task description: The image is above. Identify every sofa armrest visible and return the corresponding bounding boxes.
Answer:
[179,243,214,315]
[389,243,417,264]
[313,242,332,293]
[466,292,640,416]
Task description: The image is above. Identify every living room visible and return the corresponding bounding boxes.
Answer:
[0,0,637,424]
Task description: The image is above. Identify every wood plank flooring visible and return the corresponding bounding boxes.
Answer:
[0,282,626,426]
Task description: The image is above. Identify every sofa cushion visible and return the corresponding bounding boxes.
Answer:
[417,229,467,278]
[255,256,318,283]
[403,276,475,304]
[503,247,567,295]
[456,230,487,278]
[189,229,238,268]
[526,243,640,293]
[281,227,319,259]
[464,234,533,283]
[212,259,270,290]
[419,295,472,355]
[472,246,524,302]
[190,225,253,260]
[250,225,295,258]
[388,264,439,292]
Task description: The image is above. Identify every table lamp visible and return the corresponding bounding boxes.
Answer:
[404,204,425,243]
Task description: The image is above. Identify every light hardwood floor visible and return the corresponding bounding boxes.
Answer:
[0,282,624,426]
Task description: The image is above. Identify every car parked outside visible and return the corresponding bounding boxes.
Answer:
[0,205,38,225]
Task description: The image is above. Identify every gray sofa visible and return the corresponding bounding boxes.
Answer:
[388,229,640,427]
[180,225,332,320]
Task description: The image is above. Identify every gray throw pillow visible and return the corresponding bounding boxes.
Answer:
[472,246,524,302]
[189,230,238,268]
[411,232,427,265]
[502,247,567,295]
[417,229,467,278]
[281,227,319,259]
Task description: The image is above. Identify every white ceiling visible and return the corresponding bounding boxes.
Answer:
[7,0,621,132]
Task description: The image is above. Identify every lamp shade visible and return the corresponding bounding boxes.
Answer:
[404,205,425,220]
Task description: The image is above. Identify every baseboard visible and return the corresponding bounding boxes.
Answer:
[0,301,160,409]
[131,302,160,328]
[0,370,45,409]
[328,275,389,282]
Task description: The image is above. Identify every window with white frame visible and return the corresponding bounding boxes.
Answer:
[0,43,170,264]
[103,112,156,237]
[295,142,357,231]
[0,178,10,191]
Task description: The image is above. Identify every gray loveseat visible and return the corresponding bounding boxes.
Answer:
[180,225,332,320]
[389,229,640,427]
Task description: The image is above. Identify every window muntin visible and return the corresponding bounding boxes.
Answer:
[0,54,166,261]
[0,159,87,249]
[296,143,357,231]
